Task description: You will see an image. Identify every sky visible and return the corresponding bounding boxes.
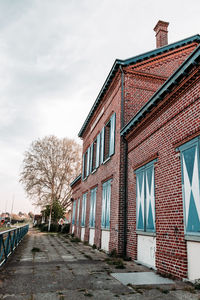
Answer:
[0,0,200,214]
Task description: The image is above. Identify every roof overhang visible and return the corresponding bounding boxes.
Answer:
[70,174,81,188]
[121,44,200,137]
[78,35,200,138]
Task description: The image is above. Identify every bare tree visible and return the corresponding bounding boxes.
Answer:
[20,135,81,210]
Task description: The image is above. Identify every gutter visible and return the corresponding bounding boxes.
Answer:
[70,174,82,187]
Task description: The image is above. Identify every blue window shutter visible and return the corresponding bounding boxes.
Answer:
[136,170,145,230]
[84,194,87,226]
[82,154,85,179]
[105,181,111,228]
[181,144,200,233]
[100,127,105,164]
[93,188,97,226]
[109,113,116,156]
[90,144,93,173]
[72,200,76,225]
[96,133,100,168]
[89,189,96,227]
[86,147,90,177]
[76,199,80,225]
[81,194,87,226]
[89,191,93,227]
[101,184,106,227]
[146,166,155,231]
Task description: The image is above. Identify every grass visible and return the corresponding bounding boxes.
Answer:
[70,237,81,243]
[105,257,126,269]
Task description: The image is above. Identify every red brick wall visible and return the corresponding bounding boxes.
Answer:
[124,44,198,125]
[126,70,200,279]
[71,74,123,252]
[71,41,199,261]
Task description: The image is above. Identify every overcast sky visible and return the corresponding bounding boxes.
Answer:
[0,0,200,214]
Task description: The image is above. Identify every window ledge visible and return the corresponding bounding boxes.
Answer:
[103,156,111,165]
[136,230,156,237]
[91,168,97,174]
[185,235,200,242]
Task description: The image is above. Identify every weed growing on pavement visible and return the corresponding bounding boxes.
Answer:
[70,237,81,243]
[105,257,126,269]
[31,247,40,252]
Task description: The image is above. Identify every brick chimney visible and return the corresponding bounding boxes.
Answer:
[154,20,169,48]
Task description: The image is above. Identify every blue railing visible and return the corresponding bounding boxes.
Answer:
[0,224,29,267]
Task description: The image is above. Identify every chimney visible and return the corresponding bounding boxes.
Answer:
[154,20,169,48]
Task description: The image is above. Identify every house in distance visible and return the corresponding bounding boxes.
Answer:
[70,20,200,280]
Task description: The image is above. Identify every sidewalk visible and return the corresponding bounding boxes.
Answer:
[0,228,200,299]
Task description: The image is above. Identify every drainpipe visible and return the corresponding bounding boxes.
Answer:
[120,65,127,258]
[122,135,128,258]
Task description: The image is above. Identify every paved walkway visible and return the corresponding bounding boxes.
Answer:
[0,228,200,299]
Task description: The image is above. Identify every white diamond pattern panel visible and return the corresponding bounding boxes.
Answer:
[146,167,155,229]
[182,146,200,231]
[191,149,200,221]
[137,172,145,229]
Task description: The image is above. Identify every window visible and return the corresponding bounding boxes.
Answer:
[90,133,101,172]
[178,137,200,235]
[90,139,97,172]
[104,121,111,160]
[72,200,76,225]
[81,193,87,226]
[76,198,80,225]
[82,147,90,179]
[89,188,97,227]
[136,160,156,232]
[101,179,112,229]
[101,113,116,164]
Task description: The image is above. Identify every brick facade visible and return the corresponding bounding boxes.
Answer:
[70,22,200,279]
[125,69,200,279]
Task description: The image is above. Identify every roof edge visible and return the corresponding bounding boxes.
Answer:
[78,34,200,138]
[70,174,81,187]
[121,44,200,137]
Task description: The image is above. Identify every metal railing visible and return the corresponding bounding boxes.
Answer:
[0,224,29,267]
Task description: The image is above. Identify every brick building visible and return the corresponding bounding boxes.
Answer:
[71,21,200,279]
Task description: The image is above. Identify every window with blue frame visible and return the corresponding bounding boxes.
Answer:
[76,198,80,225]
[82,113,116,180]
[101,179,112,229]
[89,188,97,228]
[72,200,76,225]
[81,193,87,227]
[101,113,116,163]
[90,133,100,172]
[177,137,200,235]
[136,160,156,232]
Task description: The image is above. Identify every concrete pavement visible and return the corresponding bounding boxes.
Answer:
[0,228,200,299]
